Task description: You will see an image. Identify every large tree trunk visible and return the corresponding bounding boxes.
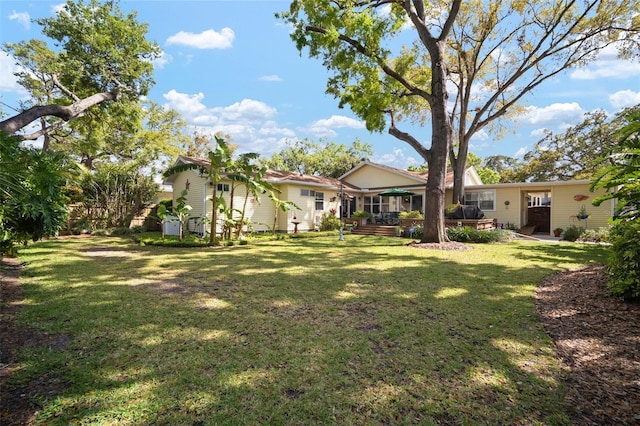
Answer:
[421,41,453,243]
[450,133,470,204]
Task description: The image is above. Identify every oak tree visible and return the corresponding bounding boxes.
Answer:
[1,0,159,142]
[278,0,639,243]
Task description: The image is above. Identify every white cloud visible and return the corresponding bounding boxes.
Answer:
[52,3,66,14]
[215,99,277,123]
[570,45,640,80]
[519,102,585,126]
[259,75,282,82]
[163,90,208,116]
[609,90,640,109]
[306,115,366,138]
[161,90,291,155]
[152,51,171,69]
[0,52,20,92]
[9,10,30,30]
[513,146,528,158]
[166,28,235,49]
[259,121,295,137]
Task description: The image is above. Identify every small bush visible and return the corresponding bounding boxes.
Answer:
[319,212,342,231]
[502,223,519,231]
[561,225,584,242]
[576,227,610,243]
[399,210,423,219]
[111,227,136,236]
[606,220,640,300]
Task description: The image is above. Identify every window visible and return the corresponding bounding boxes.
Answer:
[363,195,388,214]
[315,191,324,211]
[217,183,230,192]
[464,190,495,211]
[300,189,309,196]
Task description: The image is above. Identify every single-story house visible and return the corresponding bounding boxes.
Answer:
[163,156,615,236]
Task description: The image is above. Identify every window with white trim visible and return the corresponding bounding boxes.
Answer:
[315,191,324,210]
[217,183,230,192]
[464,190,496,211]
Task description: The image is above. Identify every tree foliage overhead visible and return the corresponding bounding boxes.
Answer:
[1,0,160,140]
[262,138,373,178]
[446,0,639,202]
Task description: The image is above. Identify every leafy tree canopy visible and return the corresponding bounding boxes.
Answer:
[262,138,373,178]
[492,105,640,183]
[1,0,160,140]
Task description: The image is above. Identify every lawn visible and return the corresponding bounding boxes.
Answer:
[9,235,608,425]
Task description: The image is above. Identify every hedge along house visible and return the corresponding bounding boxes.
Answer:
[463,180,615,234]
[162,156,356,235]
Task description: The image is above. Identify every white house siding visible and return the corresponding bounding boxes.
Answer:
[173,170,208,218]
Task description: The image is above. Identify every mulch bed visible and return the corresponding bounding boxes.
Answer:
[2,255,639,424]
[536,265,640,425]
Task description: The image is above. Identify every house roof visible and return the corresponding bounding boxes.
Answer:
[163,155,358,191]
[338,160,480,189]
[163,156,480,191]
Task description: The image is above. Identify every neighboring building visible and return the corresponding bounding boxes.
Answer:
[163,157,614,236]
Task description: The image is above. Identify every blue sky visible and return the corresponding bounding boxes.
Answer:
[1,0,639,170]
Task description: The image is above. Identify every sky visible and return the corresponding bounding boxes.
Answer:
[1,0,639,170]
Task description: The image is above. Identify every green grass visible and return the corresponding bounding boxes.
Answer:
[11,235,608,425]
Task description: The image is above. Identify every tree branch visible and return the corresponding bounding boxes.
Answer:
[388,110,431,162]
[0,91,117,137]
[306,25,433,102]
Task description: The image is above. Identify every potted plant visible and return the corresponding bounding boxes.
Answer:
[577,204,590,220]
[553,227,563,237]
[352,210,372,226]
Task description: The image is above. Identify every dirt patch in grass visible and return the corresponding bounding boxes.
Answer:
[536,265,640,425]
[406,241,472,250]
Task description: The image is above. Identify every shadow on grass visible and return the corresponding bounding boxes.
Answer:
[8,236,609,424]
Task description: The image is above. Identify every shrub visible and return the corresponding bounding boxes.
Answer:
[399,210,423,219]
[319,212,342,231]
[408,225,512,243]
[561,225,584,242]
[576,227,610,243]
[606,220,640,300]
[351,210,371,218]
[447,226,513,243]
